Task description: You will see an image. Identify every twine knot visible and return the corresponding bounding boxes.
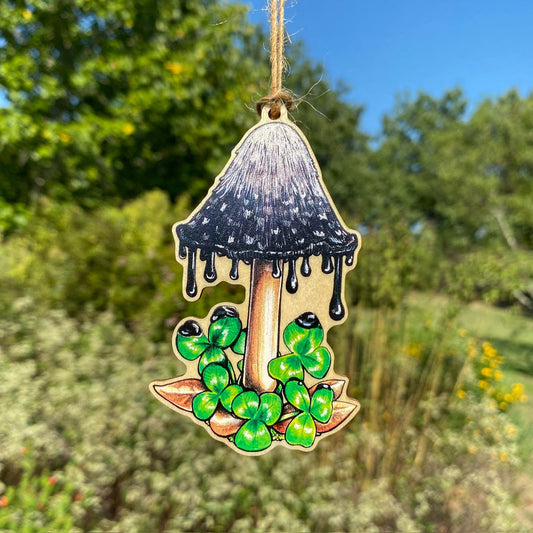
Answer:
[256,89,293,118]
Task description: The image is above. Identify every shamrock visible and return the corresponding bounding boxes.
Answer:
[175,306,242,372]
[192,364,243,420]
[268,312,331,383]
[231,391,282,452]
[284,379,333,448]
[232,328,247,355]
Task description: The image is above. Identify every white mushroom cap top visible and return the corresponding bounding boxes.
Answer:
[176,121,358,260]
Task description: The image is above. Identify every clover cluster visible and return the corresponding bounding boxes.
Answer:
[174,306,344,452]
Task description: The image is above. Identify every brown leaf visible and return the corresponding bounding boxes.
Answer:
[151,379,205,412]
[209,408,244,437]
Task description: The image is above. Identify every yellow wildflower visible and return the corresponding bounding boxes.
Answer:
[493,369,502,380]
[59,132,71,143]
[499,401,508,410]
[123,122,135,136]
[478,379,488,390]
[512,383,524,395]
[468,445,478,454]
[458,328,468,338]
[22,9,32,20]
[504,393,513,403]
[164,61,184,75]
[456,389,467,399]
[482,341,497,357]
[481,367,493,378]
[505,425,517,436]
[499,452,509,462]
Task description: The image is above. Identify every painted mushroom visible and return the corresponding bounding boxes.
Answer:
[175,109,360,393]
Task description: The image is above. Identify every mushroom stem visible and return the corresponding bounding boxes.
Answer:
[243,259,283,392]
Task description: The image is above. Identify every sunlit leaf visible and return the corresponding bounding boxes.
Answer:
[256,392,282,426]
[209,316,242,348]
[285,413,315,447]
[268,354,303,383]
[176,332,210,360]
[310,386,334,423]
[234,419,272,452]
[192,391,219,420]
[300,347,331,379]
[198,346,226,373]
[201,364,229,394]
[219,384,243,412]
[284,380,310,412]
[232,390,259,420]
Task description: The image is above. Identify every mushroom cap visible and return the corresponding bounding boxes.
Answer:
[176,121,358,260]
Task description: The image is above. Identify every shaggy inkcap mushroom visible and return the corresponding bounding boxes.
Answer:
[176,120,358,321]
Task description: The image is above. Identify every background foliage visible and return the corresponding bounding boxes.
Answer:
[1,0,532,531]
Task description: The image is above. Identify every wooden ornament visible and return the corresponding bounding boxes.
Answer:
[150,106,361,455]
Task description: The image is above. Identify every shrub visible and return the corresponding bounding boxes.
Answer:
[0,296,525,532]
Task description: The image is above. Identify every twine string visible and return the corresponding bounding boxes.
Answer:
[256,0,293,117]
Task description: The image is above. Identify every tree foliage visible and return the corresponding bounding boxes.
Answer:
[0,0,263,204]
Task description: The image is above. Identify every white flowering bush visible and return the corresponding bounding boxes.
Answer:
[0,193,527,532]
[0,293,526,532]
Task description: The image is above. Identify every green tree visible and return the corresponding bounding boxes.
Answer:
[0,0,263,205]
[468,90,533,248]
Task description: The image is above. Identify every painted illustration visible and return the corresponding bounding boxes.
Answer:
[150,106,362,455]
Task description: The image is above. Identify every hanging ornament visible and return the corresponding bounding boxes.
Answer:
[150,1,361,455]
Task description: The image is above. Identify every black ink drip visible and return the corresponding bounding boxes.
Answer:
[345,252,354,266]
[321,254,333,274]
[177,320,201,337]
[301,256,311,277]
[329,255,345,321]
[272,259,282,279]
[204,251,217,282]
[186,248,197,297]
[295,311,320,329]
[286,259,298,294]
[230,258,239,280]
[178,241,187,259]
[211,305,239,322]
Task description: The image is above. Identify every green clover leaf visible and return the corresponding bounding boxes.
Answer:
[283,319,323,355]
[192,364,242,420]
[284,379,310,411]
[232,329,247,355]
[175,307,244,375]
[310,384,334,423]
[176,320,210,360]
[198,345,226,373]
[286,413,316,448]
[209,306,242,348]
[283,380,334,448]
[232,391,282,452]
[268,344,331,383]
[269,314,331,383]
[268,354,304,383]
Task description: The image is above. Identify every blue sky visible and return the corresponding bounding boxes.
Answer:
[244,0,533,135]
